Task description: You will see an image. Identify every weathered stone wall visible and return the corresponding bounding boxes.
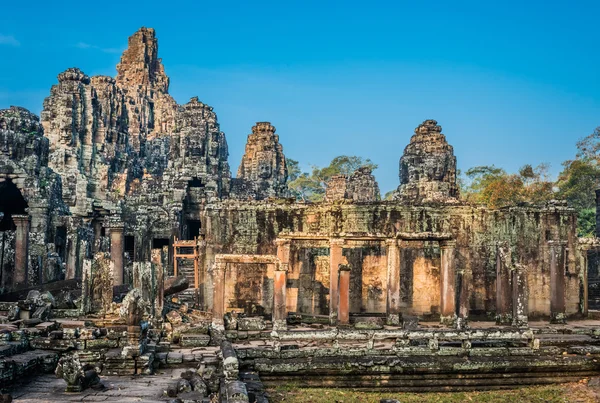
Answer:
[0,106,68,289]
[202,200,579,319]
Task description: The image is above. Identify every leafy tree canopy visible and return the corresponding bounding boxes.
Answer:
[287,155,377,202]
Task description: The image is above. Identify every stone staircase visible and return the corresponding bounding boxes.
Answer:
[0,324,59,387]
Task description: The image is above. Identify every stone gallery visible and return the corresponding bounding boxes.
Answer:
[0,27,599,402]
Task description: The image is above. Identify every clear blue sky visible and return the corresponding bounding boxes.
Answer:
[1,1,599,194]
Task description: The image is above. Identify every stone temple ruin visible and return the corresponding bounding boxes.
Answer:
[0,27,600,402]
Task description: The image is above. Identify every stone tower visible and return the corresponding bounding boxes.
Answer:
[235,122,288,200]
[395,120,459,202]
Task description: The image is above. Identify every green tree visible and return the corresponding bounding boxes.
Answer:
[555,127,600,236]
[462,164,554,208]
[287,155,377,202]
[286,159,301,182]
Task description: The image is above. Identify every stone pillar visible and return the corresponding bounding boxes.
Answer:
[110,224,125,286]
[580,246,590,317]
[12,215,30,288]
[276,239,292,313]
[496,243,512,324]
[66,229,78,280]
[337,264,351,325]
[212,261,226,329]
[386,239,401,325]
[549,241,566,323]
[276,239,291,265]
[512,264,528,327]
[439,240,456,326]
[80,258,92,315]
[456,268,470,329]
[273,263,288,331]
[329,239,344,325]
[152,249,164,321]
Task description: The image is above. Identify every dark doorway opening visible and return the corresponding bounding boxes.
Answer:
[55,226,67,261]
[0,179,28,231]
[186,220,201,240]
[152,238,169,249]
[188,178,204,188]
[124,236,135,262]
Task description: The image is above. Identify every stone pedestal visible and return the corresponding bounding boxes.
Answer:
[439,240,456,326]
[386,239,401,326]
[110,225,124,286]
[329,239,344,325]
[12,215,30,288]
[549,241,566,324]
[337,264,351,325]
[273,264,288,331]
[496,243,512,324]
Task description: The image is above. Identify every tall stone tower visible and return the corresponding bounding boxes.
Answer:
[235,122,288,200]
[395,120,459,202]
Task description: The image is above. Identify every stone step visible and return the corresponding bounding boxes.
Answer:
[0,349,58,387]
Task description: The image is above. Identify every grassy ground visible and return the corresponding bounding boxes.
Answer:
[268,382,600,403]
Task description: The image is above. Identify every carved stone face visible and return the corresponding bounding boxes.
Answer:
[257,154,272,179]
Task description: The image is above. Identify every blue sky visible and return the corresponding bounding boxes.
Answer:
[1,1,599,194]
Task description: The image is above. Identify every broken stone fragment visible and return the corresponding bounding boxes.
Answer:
[225,380,249,402]
[180,370,207,396]
[32,304,51,321]
[54,290,76,309]
[164,276,189,297]
[7,306,19,322]
[221,341,239,381]
[166,310,183,326]
[224,311,239,330]
[119,288,150,326]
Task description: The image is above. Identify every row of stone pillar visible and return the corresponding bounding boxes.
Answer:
[210,238,572,330]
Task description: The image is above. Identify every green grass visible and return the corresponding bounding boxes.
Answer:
[268,383,598,403]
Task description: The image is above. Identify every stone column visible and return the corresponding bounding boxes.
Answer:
[12,215,30,288]
[496,243,512,324]
[152,249,164,321]
[580,245,590,317]
[212,261,226,329]
[456,268,470,329]
[329,238,344,325]
[65,228,78,280]
[273,263,288,331]
[549,241,566,323]
[512,264,528,327]
[386,239,401,325]
[439,240,456,326]
[337,264,351,325]
[110,224,125,286]
[276,239,291,265]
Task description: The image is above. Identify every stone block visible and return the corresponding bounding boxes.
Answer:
[237,317,266,331]
[354,317,384,330]
[180,334,210,348]
[167,352,183,364]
